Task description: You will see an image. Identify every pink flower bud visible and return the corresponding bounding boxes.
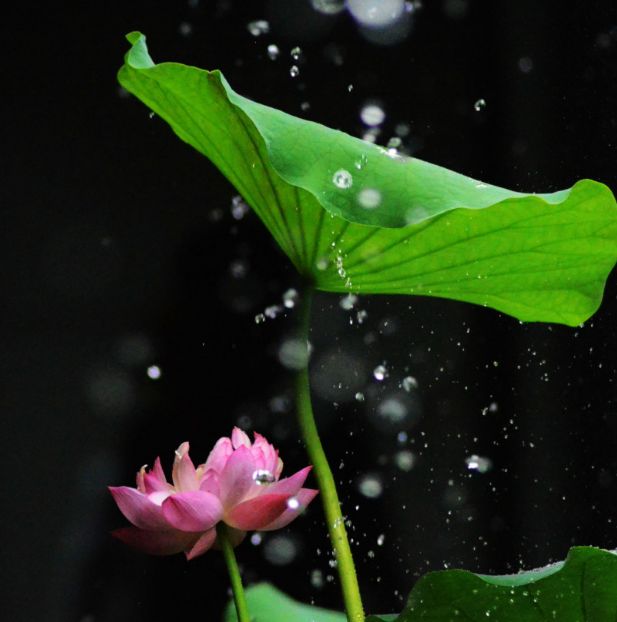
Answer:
[109,428,318,560]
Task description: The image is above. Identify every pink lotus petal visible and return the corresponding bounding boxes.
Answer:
[112,527,198,555]
[231,427,251,449]
[143,472,170,494]
[184,528,217,560]
[109,486,169,530]
[136,465,147,493]
[253,433,279,474]
[225,494,290,531]
[173,448,198,492]
[219,445,256,509]
[275,457,284,479]
[162,491,223,532]
[199,470,220,497]
[261,466,312,497]
[202,437,233,474]
[152,457,167,483]
[260,488,319,531]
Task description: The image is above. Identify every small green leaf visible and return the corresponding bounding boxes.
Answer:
[118,33,617,326]
[223,583,346,622]
[394,546,617,621]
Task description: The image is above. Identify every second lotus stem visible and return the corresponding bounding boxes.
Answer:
[295,286,365,622]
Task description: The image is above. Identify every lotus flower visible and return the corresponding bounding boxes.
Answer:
[109,428,318,559]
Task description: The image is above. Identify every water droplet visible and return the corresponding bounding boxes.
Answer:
[377,533,385,546]
[310,0,345,14]
[373,364,388,381]
[360,103,386,126]
[278,338,310,370]
[267,44,280,60]
[178,22,193,37]
[348,0,406,27]
[387,136,402,149]
[290,46,302,60]
[357,309,368,324]
[253,469,275,485]
[377,397,408,423]
[146,365,162,380]
[395,450,415,471]
[282,288,298,308]
[289,65,300,78]
[247,20,270,36]
[265,304,283,319]
[263,534,298,565]
[465,454,492,474]
[357,187,382,209]
[254,313,266,324]
[358,473,383,498]
[332,169,353,189]
[354,154,369,170]
[355,391,365,402]
[250,533,262,545]
[401,376,418,391]
[287,496,300,510]
[310,568,325,588]
[231,195,249,219]
[518,56,533,73]
[474,98,486,112]
[340,294,358,310]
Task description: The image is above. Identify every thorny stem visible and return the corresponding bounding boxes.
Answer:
[295,285,365,622]
[217,523,251,622]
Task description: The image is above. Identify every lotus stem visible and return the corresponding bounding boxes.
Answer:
[217,523,251,622]
[295,285,365,622]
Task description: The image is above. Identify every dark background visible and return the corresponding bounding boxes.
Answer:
[3,1,617,620]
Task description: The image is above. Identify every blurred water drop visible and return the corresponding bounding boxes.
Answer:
[518,56,534,73]
[311,0,345,14]
[355,391,365,402]
[290,46,303,60]
[357,309,368,324]
[354,153,369,170]
[357,187,382,209]
[178,22,193,37]
[267,44,280,60]
[265,304,283,319]
[278,338,310,370]
[247,20,270,36]
[373,364,388,381]
[263,535,298,565]
[377,397,408,423]
[360,103,385,127]
[311,568,325,588]
[340,293,358,310]
[253,469,275,485]
[348,0,405,27]
[377,533,385,546]
[146,365,161,380]
[287,496,300,510]
[282,288,298,308]
[474,98,487,112]
[465,454,492,474]
[401,375,418,391]
[254,313,266,324]
[332,169,353,189]
[395,449,415,471]
[358,473,384,498]
[250,533,263,545]
[290,65,300,77]
[231,195,249,220]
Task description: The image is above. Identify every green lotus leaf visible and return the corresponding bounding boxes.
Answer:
[118,32,617,326]
[223,583,345,622]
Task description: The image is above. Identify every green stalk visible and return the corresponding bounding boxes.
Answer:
[295,286,365,622]
[217,523,251,622]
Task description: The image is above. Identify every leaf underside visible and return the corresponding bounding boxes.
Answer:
[119,32,617,325]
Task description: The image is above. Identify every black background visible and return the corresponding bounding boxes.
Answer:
[3,1,617,621]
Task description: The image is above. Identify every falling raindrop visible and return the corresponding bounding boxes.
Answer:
[267,44,280,60]
[360,103,386,127]
[252,469,275,485]
[357,188,382,209]
[250,533,263,545]
[373,364,388,381]
[247,20,270,36]
[310,0,345,14]
[340,294,358,310]
[254,313,266,324]
[355,391,365,402]
[263,535,298,565]
[358,473,384,498]
[377,533,385,546]
[290,65,300,77]
[278,338,310,370]
[290,46,302,60]
[474,98,487,112]
[332,169,353,189]
[146,365,161,380]
[395,450,416,471]
[377,397,408,423]
[465,454,492,474]
[348,0,406,27]
[401,375,418,391]
[231,195,249,220]
[287,497,300,510]
[282,288,298,308]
